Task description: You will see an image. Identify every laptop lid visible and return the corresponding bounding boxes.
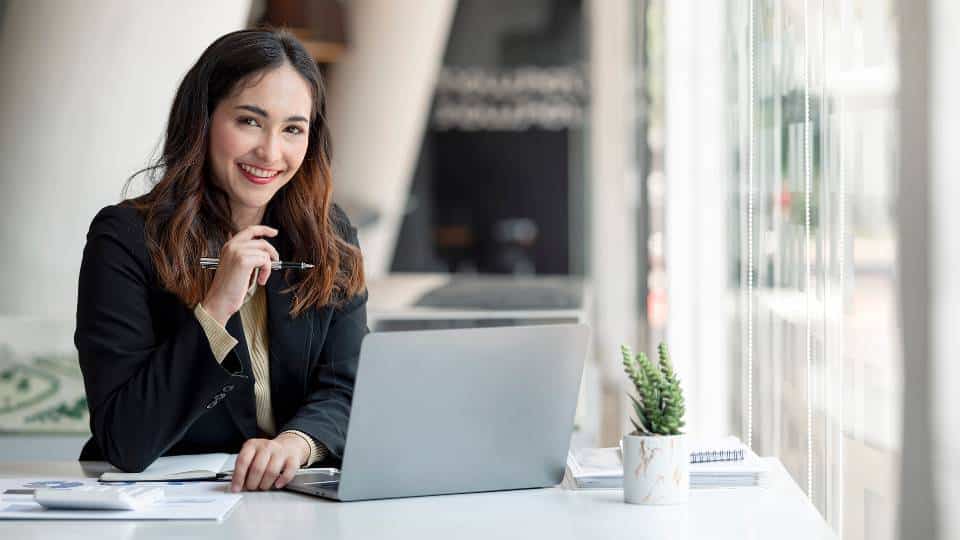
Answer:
[335,323,589,501]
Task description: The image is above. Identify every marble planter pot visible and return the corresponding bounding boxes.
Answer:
[622,433,689,505]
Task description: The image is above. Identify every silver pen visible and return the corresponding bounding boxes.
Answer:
[214,467,338,481]
[200,257,315,270]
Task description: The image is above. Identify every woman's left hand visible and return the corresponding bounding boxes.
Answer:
[231,433,310,492]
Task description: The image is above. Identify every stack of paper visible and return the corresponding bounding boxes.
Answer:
[0,478,241,521]
[565,447,623,489]
[565,436,768,490]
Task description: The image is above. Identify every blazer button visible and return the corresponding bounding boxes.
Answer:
[205,400,217,409]
[222,385,235,393]
[214,392,227,400]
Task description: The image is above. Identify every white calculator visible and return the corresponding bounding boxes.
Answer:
[33,485,165,511]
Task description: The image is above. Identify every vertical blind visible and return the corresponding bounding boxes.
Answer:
[728,1,901,538]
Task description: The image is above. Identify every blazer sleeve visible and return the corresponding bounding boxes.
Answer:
[278,206,369,464]
[75,206,248,472]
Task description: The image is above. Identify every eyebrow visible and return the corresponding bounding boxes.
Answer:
[234,104,308,124]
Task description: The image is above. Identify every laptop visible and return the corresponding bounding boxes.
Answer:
[285,323,590,502]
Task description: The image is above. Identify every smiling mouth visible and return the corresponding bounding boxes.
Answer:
[237,162,282,185]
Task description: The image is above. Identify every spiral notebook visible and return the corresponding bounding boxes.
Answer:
[690,436,745,463]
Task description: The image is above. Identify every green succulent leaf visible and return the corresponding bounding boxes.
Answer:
[619,341,687,436]
[628,394,650,434]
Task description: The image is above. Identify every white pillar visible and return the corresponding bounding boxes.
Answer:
[326,0,456,278]
[898,0,960,538]
[663,0,730,438]
[930,4,960,536]
[0,0,252,318]
[586,0,639,443]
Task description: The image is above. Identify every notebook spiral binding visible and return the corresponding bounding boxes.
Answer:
[689,448,745,464]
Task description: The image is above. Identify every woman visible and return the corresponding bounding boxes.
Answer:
[75,28,367,493]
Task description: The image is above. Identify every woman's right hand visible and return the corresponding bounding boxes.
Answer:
[201,225,280,326]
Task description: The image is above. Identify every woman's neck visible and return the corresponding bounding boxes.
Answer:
[231,204,266,231]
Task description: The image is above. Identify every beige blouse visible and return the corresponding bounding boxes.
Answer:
[193,282,325,465]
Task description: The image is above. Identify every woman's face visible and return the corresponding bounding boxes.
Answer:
[208,63,313,224]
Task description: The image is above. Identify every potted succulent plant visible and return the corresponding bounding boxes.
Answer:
[619,342,688,505]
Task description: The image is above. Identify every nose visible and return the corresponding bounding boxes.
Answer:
[254,131,282,165]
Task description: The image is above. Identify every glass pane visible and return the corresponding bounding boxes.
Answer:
[726,1,901,538]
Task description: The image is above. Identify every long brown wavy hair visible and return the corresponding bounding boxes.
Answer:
[123,28,364,317]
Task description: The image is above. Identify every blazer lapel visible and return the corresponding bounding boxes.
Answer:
[265,268,313,428]
[222,313,258,439]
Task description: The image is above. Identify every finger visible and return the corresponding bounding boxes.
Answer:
[234,239,280,262]
[259,453,286,491]
[275,454,300,489]
[258,252,272,285]
[249,267,261,289]
[231,444,257,493]
[236,251,271,286]
[239,251,271,271]
[246,447,272,491]
[223,230,274,255]
[251,239,280,262]
[231,256,255,288]
[234,225,279,241]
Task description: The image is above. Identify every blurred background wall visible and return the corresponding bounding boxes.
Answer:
[0,0,253,460]
[326,0,455,278]
[0,0,253,318]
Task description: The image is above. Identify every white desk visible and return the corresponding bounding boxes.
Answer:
[0,458,834,539]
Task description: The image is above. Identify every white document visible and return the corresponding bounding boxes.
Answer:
[99,453,238,482]
[0,478,241,521]
[567,447,623,479]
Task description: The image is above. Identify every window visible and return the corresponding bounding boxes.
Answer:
[726,2,901,538]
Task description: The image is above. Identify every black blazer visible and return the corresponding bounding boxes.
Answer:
[75,203,368,472]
